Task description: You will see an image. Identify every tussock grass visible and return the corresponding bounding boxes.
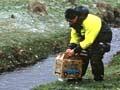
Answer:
[0,0,69,72]
[0,30,69,73]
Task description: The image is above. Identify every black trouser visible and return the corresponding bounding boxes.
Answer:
[81,44,105,80]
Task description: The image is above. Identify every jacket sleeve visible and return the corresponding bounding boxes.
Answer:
[80,14,102,49]
[70,27,80,44]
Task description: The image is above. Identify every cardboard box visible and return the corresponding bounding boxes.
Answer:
[55,53,83,79]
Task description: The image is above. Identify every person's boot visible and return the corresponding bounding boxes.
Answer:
[94,76,104,81]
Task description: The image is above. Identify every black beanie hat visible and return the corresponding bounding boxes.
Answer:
[74,6,89,16]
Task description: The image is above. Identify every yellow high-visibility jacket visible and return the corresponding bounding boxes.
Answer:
[70,14,102,49]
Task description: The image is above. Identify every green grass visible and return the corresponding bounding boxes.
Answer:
[0,0,70,72]
[33,54,120,90]
[0,30,69,72]
[0,0,119,89]
[0,0,119,76]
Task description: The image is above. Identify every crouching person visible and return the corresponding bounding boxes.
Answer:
[65,6,112,81]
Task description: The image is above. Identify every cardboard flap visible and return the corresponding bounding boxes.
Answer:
[56,52,68,60]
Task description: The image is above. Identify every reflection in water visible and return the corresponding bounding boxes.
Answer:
[0,28,120,90]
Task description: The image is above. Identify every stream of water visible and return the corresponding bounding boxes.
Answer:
[0,28,120,90]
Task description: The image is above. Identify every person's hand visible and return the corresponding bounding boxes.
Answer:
[65,49,74,57]
[74,44,82,53]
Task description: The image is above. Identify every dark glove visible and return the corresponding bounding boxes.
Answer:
[68,43,77,49]
[74,44,82,53]
[99,42,111,52]
[100,43,110,52]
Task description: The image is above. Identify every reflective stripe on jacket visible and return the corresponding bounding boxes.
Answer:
[70,14,102,49]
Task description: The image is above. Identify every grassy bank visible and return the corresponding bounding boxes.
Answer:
[0,30,69,73]
[0,0,70,73]
[33,54,120,90]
